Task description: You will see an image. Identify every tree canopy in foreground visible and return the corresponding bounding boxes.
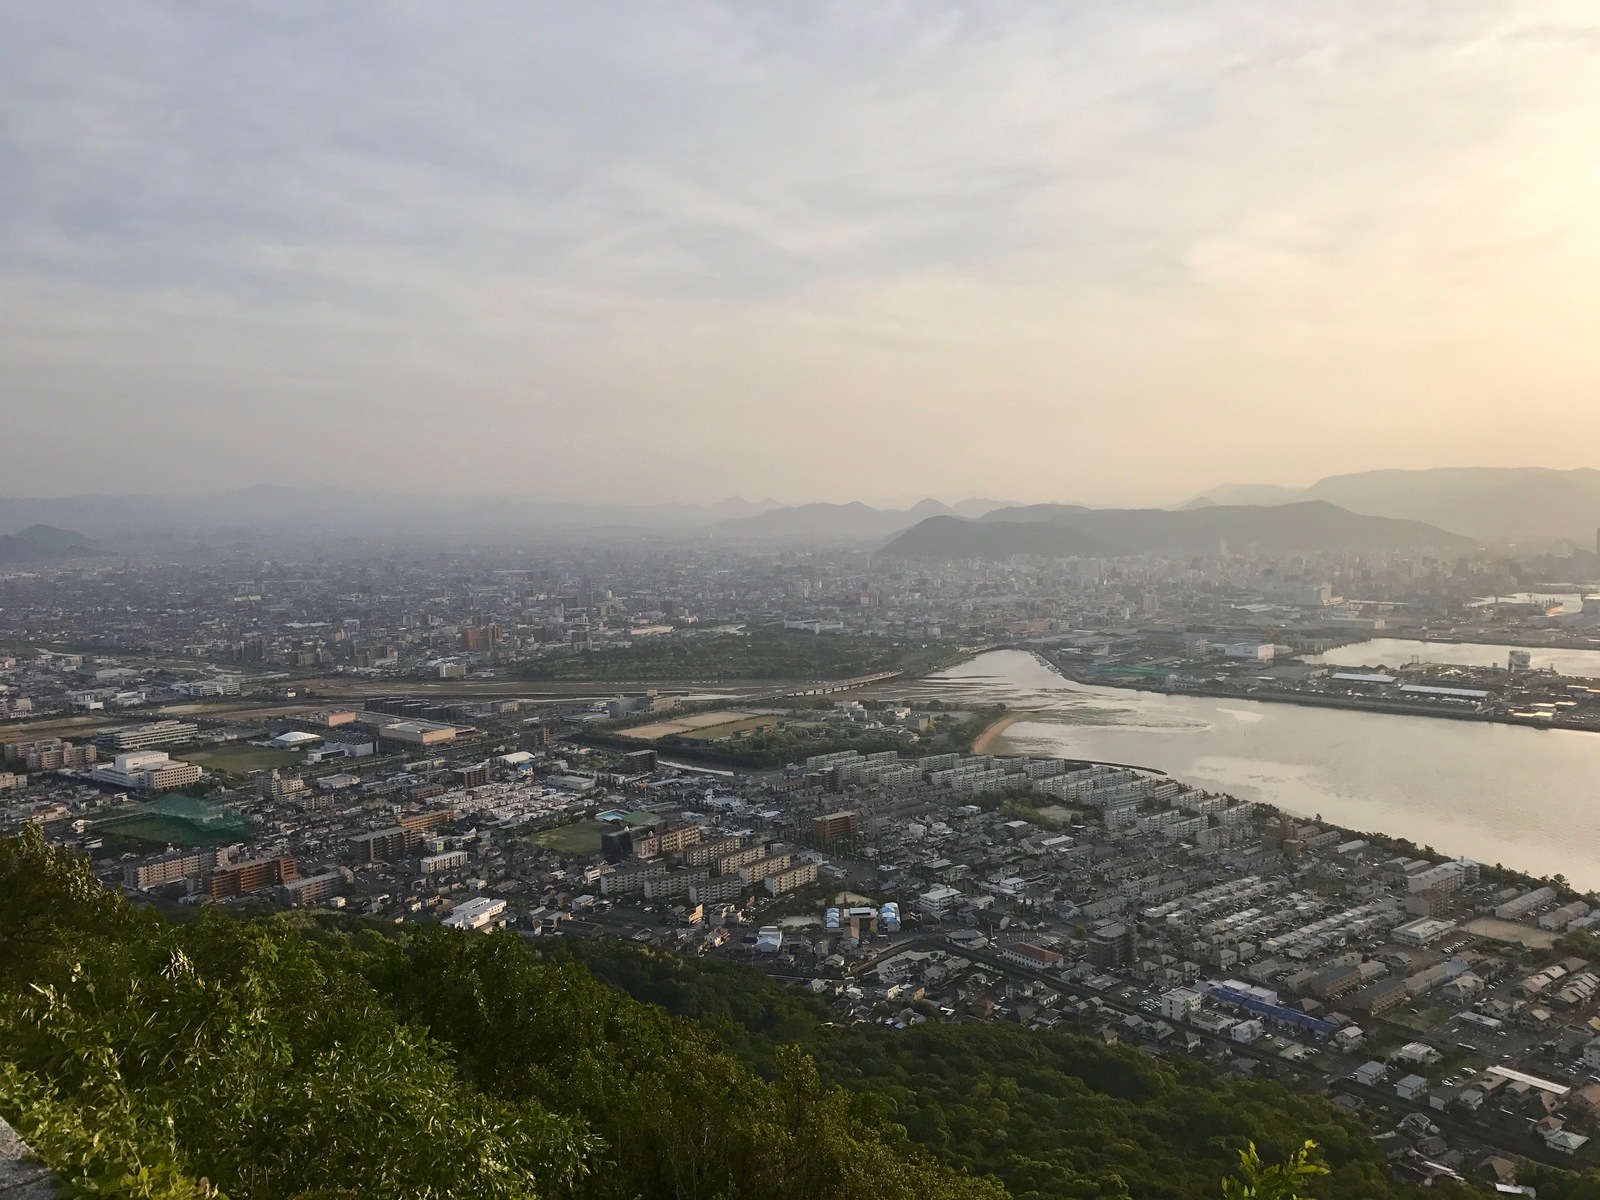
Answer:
[0,827,1507,1200]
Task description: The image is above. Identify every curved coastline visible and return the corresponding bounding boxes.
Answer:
[908,648,1600,889]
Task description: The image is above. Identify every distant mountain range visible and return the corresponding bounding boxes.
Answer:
[0,487,786,537]
[0,487,1018,543]
[713,498,1011,540]
[7,470,1597,551]
[1188,468,1600,546]
[0,524,108,563]
[882,501,1472,560]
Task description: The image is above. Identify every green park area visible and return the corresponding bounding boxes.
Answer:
[1092,663,1175,678]
[530,810,656,857]
[184,743,302,775]
[1384,1001,1456,1035]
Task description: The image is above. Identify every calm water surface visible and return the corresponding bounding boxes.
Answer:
[891,650,1600,889]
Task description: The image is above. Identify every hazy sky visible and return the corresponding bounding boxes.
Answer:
[4,3,1600,506]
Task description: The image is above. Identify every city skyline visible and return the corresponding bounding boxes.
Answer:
[5,3,1600,503]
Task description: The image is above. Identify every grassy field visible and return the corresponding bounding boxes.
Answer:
[680,715,780,741]
[1385,1002,1455,1033]
[530,820,610,857]
[0,714,122,740]
[185,744,301,774]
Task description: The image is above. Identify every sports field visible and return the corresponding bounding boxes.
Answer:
[94,793,246,847]
[530,820,610,856]
[185,744,300,774]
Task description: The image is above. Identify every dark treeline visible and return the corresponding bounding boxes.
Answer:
[515,626,965,682]
[6,828,1560,1199]
[0,828,998,1200]
[544,938,1411,1200]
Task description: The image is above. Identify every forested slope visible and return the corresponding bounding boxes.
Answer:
[0,828,997,1200]
[545,939,1409,1200]
[0,828,1497,1200]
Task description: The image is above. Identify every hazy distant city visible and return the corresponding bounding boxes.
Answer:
[7,457,1600,1186]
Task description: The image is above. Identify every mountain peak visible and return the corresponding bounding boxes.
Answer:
[883,500,1470,560]
[0,524,106,562]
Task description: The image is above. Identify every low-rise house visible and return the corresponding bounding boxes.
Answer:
[1396,1074,1429,1101]
[1353,1060,1387,1087]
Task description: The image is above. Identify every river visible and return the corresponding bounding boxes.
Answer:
[886,650,1600,889]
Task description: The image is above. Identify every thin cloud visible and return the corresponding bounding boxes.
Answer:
[2,2,1598,503]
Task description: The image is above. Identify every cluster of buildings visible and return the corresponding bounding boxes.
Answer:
[607,749,1600,1179]
[12,536,1600,1184]
[597,821,820,904]
[0,648,242,720]
[10,677,1600,1179]
[5,530,1599,718]
[119,844,303,900]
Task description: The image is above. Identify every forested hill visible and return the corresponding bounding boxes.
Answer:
[0,828,991,1200]
[0,828,1498,1200]
[0,524,106,563]
[883,501,1471,560]
[545,939,1413,1200]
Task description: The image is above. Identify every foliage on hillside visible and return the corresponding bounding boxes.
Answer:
[0,828,1479,1200]
[542,939,1412,1200]
[0,828,1000,1200]
[1521,1161,1600,1200]
[516,627,965,682]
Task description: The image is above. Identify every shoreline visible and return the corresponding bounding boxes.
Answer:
[942,649,1600,890]
[1403,631,1600,653]
[969,713,1019,754]
[1067,673,1600,735]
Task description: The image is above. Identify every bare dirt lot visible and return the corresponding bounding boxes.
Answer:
[617,710,757,740]
[1463,916,1557,950]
